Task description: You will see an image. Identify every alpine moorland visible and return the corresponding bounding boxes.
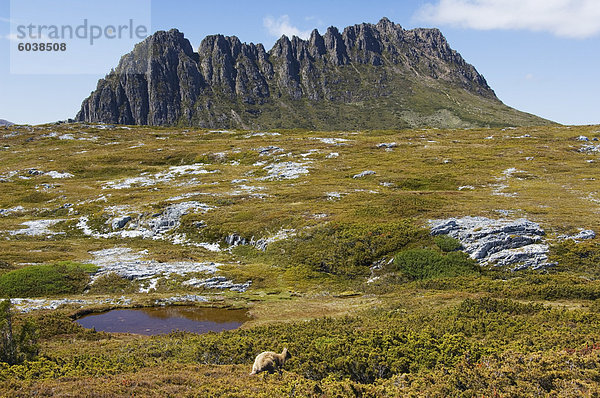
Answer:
[1,121,599,396]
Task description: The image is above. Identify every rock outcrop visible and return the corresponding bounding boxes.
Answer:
[224,229,296,252]
[77,18,550,129]
[429,216,553,270]
[558,230,596,242]
[88,247,251,292]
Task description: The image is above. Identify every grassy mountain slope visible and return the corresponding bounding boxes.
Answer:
[188,70,549,129]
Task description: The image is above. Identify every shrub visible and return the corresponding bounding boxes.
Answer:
[30,311,105,341]
[395,249,479,280]
[268,221,425,275]
[0,300,39,365]
[434,235,462,252]
[191,316,486,383]
[0,262,97,298]
[457,297,544,317]
[551,240,600,276]
[417,272,600,301]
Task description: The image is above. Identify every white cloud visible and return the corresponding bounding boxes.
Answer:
[1,33,20,41]
[263,15,311,40]
[2,32,51,41]
[415,0,600,38]
[304,15,324,26]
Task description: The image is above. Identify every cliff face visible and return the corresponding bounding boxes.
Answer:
[77,18,549,129]
[77,30,202,125]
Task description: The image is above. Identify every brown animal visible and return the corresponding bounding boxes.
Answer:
[249,348,291,376]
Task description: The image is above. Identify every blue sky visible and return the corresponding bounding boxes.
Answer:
[1,0,599,125]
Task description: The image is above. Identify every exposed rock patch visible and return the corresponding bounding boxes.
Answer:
[228,184,268,198]
[154,295,208,305]
[36,183,56,191]
[224,229,296,251]
[429,216,553,270]
[225,234,247,247]
[78,201,213,241]
[27,169,44,176]
[376,142,397,151]
[10,295,213,313]
[0,170,18,182]
[0,169,73,181]
[311,138,351,145]
[89,247,218,280]
[148,201,212,235]
[9,219,65,236]
[103,164,214,189]
[256,146,283,156]
[183,276,251,292]
[0,206,25,216]
[111,216,132,230]
[490,167,524,197]
[353,170,376,178]
[579,144,600,153]
[243,132,281,138]
[558,229,596,242]
[88,247,250,292]
[260,161,310,180]
[326,192,346,200]
[10,296,132,313]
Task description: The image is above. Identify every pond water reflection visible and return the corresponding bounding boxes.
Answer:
[76,306,249,335]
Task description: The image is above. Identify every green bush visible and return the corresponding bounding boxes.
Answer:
[551,240,600,276]
[417,272,600,301]
[456,297,544,317]
[0,262,97,298]
[31,311,104,340]
[192,316,486,383]
[1,300,39,365]
[434,235,462,252]
[395,249,479,280]
[268,221,425,275]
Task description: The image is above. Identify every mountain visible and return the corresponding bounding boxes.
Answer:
[76,18,550,129]
[0,119,14,126]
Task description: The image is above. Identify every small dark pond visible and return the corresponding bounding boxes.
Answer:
[76,306,249,335]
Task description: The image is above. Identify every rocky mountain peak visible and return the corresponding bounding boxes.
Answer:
[77,18,549,129]
[376,16,395,30]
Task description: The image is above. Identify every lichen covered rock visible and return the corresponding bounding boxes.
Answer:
[429,216,552,270]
